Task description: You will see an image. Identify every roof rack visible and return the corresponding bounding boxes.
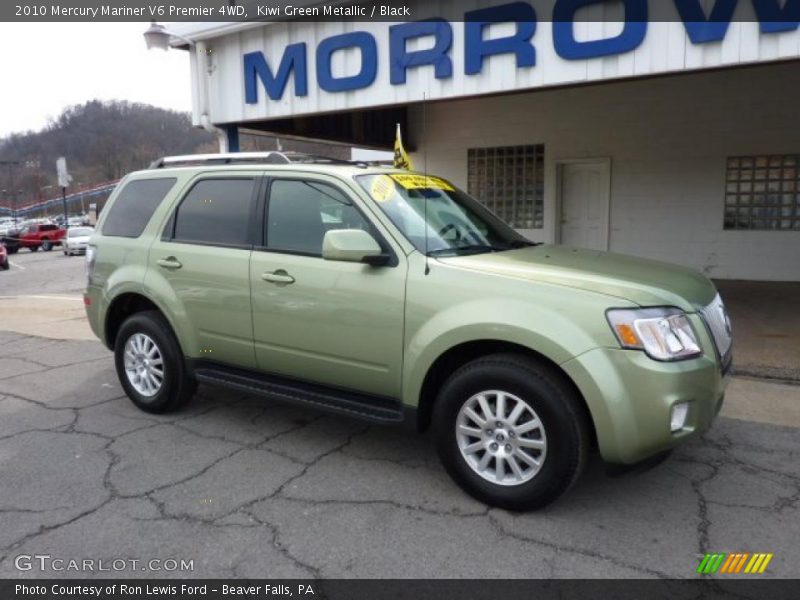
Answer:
[148,151,367,169]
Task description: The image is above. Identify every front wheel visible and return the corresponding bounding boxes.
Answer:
[114,311,196,414]
[433,354,590,510]
[29,245,38,252]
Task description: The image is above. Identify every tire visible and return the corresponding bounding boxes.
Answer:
[433,353,590,511]
[0,259,8,271]
[6,246,17,254]
[30,245,38,252]
[41,239,52,251]
[114,310,196,414]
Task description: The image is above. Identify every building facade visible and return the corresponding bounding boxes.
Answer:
[175,2,800,281]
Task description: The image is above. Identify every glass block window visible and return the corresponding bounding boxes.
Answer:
[468,145,545,229]
[724,155,800,230]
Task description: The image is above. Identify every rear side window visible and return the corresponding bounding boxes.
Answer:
[172,178,255,247]
[41,224,58,232]
[102,178,177,238]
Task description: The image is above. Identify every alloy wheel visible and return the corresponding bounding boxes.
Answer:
[456,390,547,486]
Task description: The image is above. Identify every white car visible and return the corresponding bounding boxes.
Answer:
[63,226,94,256]
[0,218,15,236]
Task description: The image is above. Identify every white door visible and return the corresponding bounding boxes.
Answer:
[558,160,610,251]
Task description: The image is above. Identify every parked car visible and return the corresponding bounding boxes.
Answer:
[0,218,15,237]
[63,226,94,256]
[2,223,66,253]
[0,242,8,270]
[84,153,732,510]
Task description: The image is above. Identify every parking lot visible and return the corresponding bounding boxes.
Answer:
[1,249,799,579]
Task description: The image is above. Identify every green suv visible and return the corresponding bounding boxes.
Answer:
[84,152,732,510]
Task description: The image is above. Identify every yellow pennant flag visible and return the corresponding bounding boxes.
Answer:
[393,123,413,171]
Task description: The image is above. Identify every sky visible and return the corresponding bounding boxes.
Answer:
[0,23,192,137]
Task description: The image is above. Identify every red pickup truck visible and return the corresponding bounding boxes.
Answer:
[2,223,66,253]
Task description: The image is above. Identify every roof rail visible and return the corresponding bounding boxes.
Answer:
[149,151,292,169]
[148,151,365,169]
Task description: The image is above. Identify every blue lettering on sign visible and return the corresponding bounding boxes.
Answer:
[553,0,647,60]
[464,2,537,75]
[389,19,453,85]
[751,0,800,33]
[243,0,800,104]
[317,32,378,92]
[673,0,738,43]
[244,43,307,102]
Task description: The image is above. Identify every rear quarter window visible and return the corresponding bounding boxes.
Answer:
[102,178,177,238]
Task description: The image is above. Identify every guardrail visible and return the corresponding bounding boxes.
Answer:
[0,180,120,217]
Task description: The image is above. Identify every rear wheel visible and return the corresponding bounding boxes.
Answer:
[433,353,590,510]
[41,239,52,251]
[114,311,196,414]
[29,245,38,252]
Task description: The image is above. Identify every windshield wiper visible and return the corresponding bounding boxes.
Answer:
[427,244,500,257]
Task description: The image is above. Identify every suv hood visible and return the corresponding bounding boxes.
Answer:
[437,245,716,312]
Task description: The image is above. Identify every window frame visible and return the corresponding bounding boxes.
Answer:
[257,175,398,267]
[467,144,545,230]
[723,154,800,231]
[162,175,262,250]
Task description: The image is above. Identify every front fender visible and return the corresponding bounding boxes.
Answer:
[402,297,610,408]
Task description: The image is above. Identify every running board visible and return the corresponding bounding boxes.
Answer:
[191,362,406,425]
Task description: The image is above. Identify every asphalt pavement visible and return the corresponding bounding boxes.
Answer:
[0,249,798,579]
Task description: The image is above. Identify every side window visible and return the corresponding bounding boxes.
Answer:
[41,224,57,232]
[172,178,255,247]
[102,178,177,238]
[267,179,369,255]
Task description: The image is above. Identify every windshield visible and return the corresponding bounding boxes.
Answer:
[356,173,535,256]
[68,227,93,237]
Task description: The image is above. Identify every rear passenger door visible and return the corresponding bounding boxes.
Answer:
[146,173,260,369]
[249,175,406,399]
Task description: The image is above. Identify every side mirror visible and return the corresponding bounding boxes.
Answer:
[322,229,387,265]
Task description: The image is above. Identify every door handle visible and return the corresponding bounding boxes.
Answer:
[262,270,295,284]
[156,257,182,269]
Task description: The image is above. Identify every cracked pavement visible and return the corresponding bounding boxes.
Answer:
[1,330,798,579]
[0,252,798,579]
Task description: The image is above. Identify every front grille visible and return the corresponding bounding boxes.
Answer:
[700,293,733,360]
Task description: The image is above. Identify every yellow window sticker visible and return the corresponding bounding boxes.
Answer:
[390,173,455,192]
[370,175,396,202]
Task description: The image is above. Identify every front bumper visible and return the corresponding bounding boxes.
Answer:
[562,347,729,464]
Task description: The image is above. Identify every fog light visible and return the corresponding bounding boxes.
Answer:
[670,402,690,432]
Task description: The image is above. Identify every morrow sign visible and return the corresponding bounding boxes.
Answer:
[243,0,800,103]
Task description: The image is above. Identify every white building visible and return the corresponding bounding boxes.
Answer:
[174,1,800,281]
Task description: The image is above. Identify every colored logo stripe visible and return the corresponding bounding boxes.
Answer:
[697,553,773,574]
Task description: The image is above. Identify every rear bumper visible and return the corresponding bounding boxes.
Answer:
[84,284,107,346]
[562,347,728,464]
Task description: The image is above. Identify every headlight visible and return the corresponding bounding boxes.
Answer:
[606,307,702,361]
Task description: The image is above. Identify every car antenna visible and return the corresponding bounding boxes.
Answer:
[423,90,430,276]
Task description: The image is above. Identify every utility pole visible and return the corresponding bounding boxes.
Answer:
[56,157,72,228]
[0,160,20,223]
